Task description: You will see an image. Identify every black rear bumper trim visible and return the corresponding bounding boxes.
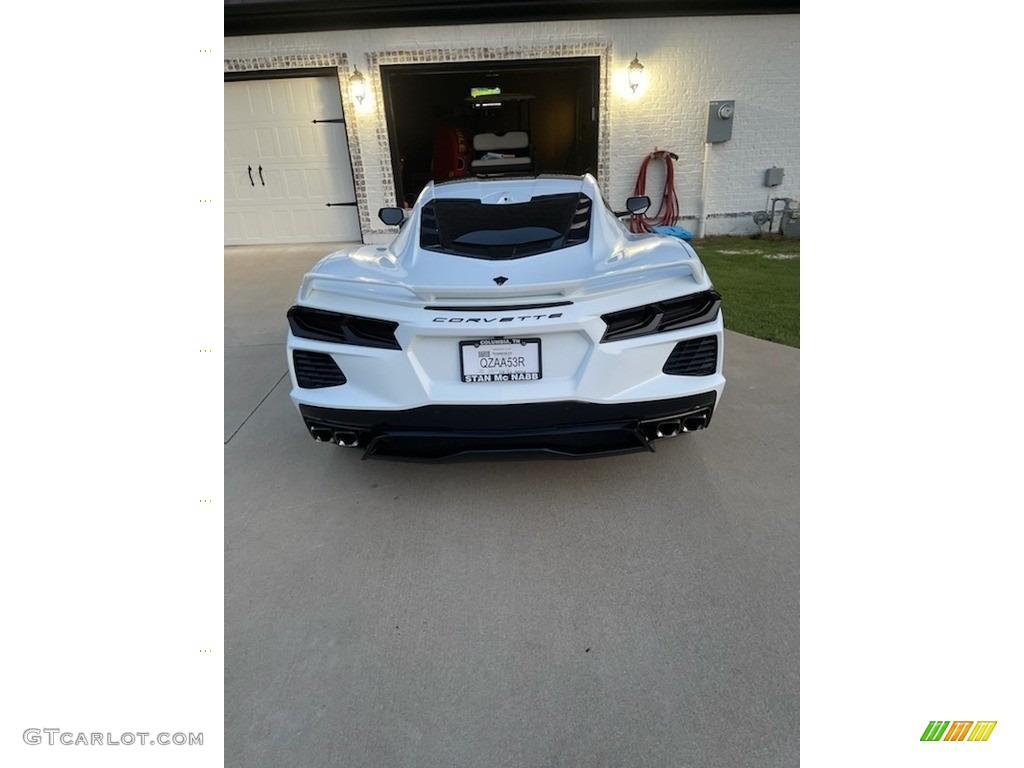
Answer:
[298,393,716,460]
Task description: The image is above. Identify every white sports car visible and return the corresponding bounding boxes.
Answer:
[286,173,724,459]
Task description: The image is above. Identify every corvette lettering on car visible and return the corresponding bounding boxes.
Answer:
[286,173,724,459]
[431,314,563,322]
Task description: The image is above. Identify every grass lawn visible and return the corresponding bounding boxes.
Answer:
[690,235,800,348]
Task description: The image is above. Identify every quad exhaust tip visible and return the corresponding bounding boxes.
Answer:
[310,426,334,442]
[309,425,361,447]
[656,420,681,438]
[682,414,709,432]
[640,409,712,441]
[334,431,360,448]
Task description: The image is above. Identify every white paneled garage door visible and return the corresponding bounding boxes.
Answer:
[225,77,361,245]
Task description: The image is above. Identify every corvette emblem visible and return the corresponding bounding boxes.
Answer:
[493,276,509,286]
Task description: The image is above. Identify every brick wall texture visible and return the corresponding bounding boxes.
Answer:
[225,15,799,241]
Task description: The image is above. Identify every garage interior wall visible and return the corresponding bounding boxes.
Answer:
[224,15,799,243]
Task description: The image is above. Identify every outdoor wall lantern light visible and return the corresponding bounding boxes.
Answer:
[627,53,645,94]
[349,67,367,105]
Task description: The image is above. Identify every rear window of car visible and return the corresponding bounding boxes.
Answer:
[419,193,592,259]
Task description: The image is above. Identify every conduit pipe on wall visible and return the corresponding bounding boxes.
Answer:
[696,142,710,240]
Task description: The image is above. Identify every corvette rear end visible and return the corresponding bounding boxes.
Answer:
[286,174,724,459]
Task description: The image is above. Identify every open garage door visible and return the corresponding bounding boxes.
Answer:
[381,58,600,206]
[225,76,361,245]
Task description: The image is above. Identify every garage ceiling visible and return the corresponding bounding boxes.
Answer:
[226,0,799,36]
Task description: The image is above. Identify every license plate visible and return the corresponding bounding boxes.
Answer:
[460,338,542,382]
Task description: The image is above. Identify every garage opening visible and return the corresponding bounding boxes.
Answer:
[381,57,600,206]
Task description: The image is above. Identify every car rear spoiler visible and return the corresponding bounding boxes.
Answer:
[299,259,705,303]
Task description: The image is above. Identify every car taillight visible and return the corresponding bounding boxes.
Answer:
[287,306,401,350]
[600,290,721,342]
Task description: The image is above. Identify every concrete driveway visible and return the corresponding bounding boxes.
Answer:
[225,244,799,768]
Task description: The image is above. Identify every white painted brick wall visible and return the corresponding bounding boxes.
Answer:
[225,15,799,240]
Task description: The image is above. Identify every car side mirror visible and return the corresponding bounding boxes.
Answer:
[378,207,406,226]
[626,196,650,215]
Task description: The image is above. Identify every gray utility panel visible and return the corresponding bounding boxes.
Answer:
[706,100,735,143]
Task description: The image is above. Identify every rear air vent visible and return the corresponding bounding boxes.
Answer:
[564,193,592,247]
[662,336,718,376]
[420,203,440,249]
[293,350,347,388]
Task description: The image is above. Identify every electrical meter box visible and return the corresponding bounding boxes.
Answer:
[765,167,785,186]
[706,100,735,143]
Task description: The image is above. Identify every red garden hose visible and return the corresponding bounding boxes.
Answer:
[629,149,679,233]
